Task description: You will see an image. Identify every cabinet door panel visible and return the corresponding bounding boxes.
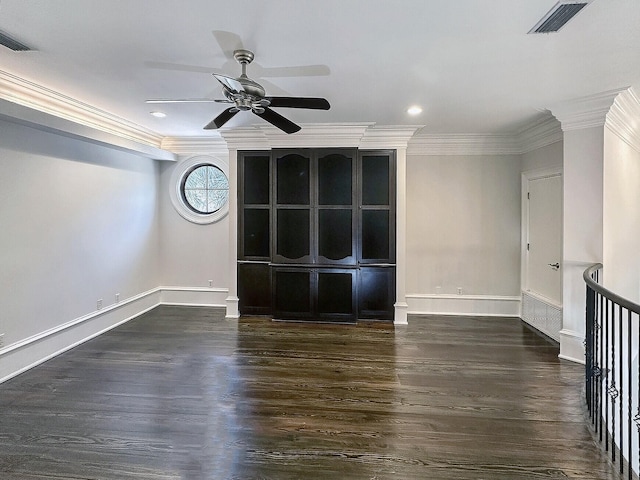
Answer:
[318,209,354,263]
[243,154,270,205]
[317,270,355,321]
[276,209,311,261]
[361,210,390,261]
[358,267,395,320]
[318,152,352,206]
[238,263,271,315]
[273,269,312,318]
[276,153,310,205]
[243,208,270,258]
[361,155,390,205]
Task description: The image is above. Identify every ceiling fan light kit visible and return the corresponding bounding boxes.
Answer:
[147,49,330,134]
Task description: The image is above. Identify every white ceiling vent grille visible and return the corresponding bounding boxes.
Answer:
[0,30,32,51]
[529,1,592,34]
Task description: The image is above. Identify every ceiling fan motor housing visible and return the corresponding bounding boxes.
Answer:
[236,76,266,100]
[236,97,253,111]
[204,49,329,133]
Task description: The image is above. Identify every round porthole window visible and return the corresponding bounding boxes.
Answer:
[182,164,229,214]
[170,155,230,224]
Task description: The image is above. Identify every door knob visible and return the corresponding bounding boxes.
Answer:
[548,263,560,270]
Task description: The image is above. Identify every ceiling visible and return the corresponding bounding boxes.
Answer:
[0,0,639,139]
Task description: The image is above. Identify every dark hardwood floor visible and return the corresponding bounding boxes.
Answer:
[0,306,617,479]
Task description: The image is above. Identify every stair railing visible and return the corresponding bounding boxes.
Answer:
[584,263,640,479]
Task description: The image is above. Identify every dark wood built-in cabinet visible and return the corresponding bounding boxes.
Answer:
[238,148,396,322]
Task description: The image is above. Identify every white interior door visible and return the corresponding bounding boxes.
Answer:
[527,175,562,305]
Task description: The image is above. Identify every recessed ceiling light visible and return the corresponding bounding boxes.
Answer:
[150,111,167,118]
[407,106,423,116]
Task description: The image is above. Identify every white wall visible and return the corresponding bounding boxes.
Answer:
[405,153,522,315]
[0,119,161,380]
[158,159,230,294]
[604,128,640,303]
[521,141,563,173]
[560,126,604,361]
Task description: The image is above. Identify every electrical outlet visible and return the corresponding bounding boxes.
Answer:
[115,293,120,303]
[457,287,463,295]
[0,334,4,348]
[208,280,213,288]
[97,299,103,310]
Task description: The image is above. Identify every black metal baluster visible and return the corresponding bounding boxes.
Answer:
[636,310,640,479]
[593,294,605,426]
[594,289,601,426]
[593,270,600,425]
[586,283,594,413]
[628,308,633,480]
[620,300,625,475]
[598,291,603,438]
[610,302,618,463]
[605,297,610,451]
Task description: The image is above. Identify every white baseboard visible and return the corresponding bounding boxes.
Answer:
[0,286,229,384]
[0,288,161,384]
[406,293,521,317]
[559,329,585,364]
[159,286,228,307]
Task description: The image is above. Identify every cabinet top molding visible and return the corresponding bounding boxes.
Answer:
[219,124,421,150]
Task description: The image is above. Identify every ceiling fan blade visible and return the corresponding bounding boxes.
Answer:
[204,107,239,130]
[212,30,245,60]
[213,74,245,94]
[146,98,230,104]
[255,107,301,134]
[267,97,330,110]
[144,60,216,74]
[255,65,331,78]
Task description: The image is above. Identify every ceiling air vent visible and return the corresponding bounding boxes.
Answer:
[529,1,591,34]
[0,30,32,51]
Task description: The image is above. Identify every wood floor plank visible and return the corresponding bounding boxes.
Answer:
[0,306,617,479]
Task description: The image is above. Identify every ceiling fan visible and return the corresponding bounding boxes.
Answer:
[147,49,330,134]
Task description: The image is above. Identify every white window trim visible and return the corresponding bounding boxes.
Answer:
[169,155,230,224]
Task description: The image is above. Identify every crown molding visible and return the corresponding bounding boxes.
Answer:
[245,123,375,149]
[217,127,271,150]
[263,123,374,148]
[606,87,640,153]
[515,114,563,153]
[216,123,421,151]
[219,123,374,150]
[161,135,229,156]
[550,87,629,132]
[407,133,521,156]
[407,114,562,157]
[0,98,176,161]
[0,70,164,148]
[360,125,422,149]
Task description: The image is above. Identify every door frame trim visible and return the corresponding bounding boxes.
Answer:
[521,166,563,302]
